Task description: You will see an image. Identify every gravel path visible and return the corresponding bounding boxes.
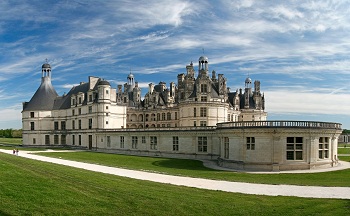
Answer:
[2,149,350,199]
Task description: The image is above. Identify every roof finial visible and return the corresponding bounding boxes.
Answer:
[45,58,48,63]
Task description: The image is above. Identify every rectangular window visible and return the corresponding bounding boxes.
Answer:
[200,84,207,93]
[79,135,82,146]
[79,97,82,104]
[162,113,166,121]
[132,136,138,149]
[54,121,59,130]
[193,108,196,117]
[45,135,50,145]
[319,137,329,159]
[167,112,171,120]
[107,136,111,147]
[72,109,75,116]
[286,137,303,160]
[175,112,178,120]
[106,106,109,110]
[198,137,208,152]
[30,112,34,118]
[89,94,92,102]
[72,120,75,129]
[33,138,36,145]
[201,96,207,102]
[88,119,92,129]
[61,121,66,130]
[61,135,66,145]
[194,121,196,127]
[150,136,157,150]
[200,107,207,117]
[246,137,255,150]
[200,121,207,126]
[224,137,229,159]
[72,135,75,145]
[88,106,92,113]
[142,136,146,144]
[173,136,179,151]
[54,135,59,145]
[120,136,125,148]
[30,122,35,130]
[78,108,82,115]
[78,120,82,129]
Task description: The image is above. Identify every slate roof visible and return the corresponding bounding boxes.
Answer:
[23,77,58,111]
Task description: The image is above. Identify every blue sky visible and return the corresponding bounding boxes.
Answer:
[0,0,350,129]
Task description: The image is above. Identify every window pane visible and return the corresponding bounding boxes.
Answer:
[296,137,303,143]
[295,151,303,160]
[287,144,294,150]
[296,144,303,150]
[286,151,294,160]
[287,137,294,143]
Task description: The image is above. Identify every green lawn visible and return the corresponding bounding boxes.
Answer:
[0,137,22,145]
[35,151,350,187]
[338,148,350,154]
[0,153,349,216]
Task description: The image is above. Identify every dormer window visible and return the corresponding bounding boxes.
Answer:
[79,97,82,104]
[89,94,92,102]
[201,84,207,93]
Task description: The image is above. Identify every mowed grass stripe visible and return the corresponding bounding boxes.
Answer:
[1,152,350,216]
[35,151,350,187]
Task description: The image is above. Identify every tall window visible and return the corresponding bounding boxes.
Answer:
[30,122,35,130]
[30,112,34,118]
[120,136,125,148]
[150,136,157,150]
[107,136,111,148]
[132,136,138,149]
[54,121,59,130]
[72,109,75,116]
[162,113,166,121]
[45,135,50,145]
[200,84,207,93]
[88,106,92,113]
[72,135,75,145]
[319,137,329,159]
[54,135,59,145]
[78,120,82,129]
[78,135,82,146]
[33,138,36,144]
[246,137,255,150]
[175,112,178,120]
[173,136,179,151]
[286,137,303,160]
[224,137,229,159]
[198,137,207,152]
[167,112,171,120]
[142,136,146,144]
[88,119,92,129]
[78,108,82,115]
[157,113,160,121]
[193,108,196,117]
[72,120,75,129]
[78,97,82,104]
[61,121,66,130]
[200,107,207,117]
[88,94,92,102]
[61,135,66,145]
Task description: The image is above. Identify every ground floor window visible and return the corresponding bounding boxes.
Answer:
[107,136,111,148]
[286,137,303,160]
[224,137,229,159]
[54,135,59,145]
[142,136,146,144]
[132,136,138,149]
[79,135,82,146]
[198,137,207,152]
[150,136,157,150]
[72,135,75,145]
[120,136,125,148]
[246,137,255,150]
[61,135,66,145]
[45,135,50,145]
[319,137,329,159]
[173,136,179,151]
[33,138,36,145]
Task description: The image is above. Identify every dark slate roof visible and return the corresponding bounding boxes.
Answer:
[53,82,91,110]
[23,77,58,111]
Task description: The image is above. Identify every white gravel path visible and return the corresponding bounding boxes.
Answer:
[2,149,350,199]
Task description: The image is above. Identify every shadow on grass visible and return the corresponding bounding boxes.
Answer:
[151,158,214,171]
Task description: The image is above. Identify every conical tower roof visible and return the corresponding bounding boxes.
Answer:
[23,76,58,111]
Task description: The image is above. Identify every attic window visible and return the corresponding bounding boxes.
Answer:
[30,112,34,118]
[106,90,109,94]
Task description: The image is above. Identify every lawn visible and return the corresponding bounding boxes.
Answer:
[35,151,350,187]
[0,137,22,145]
[0,153,349,216]
[338,148,350,154]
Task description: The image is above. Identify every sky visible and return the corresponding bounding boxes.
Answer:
[0,0,350,129]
